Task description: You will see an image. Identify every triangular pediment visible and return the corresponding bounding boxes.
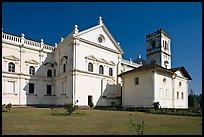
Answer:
[98,58,108,64]
[175,70,184,77]
[170,67,192,80]
[108,61,115,66]
[85,55,97,61]
[74,24,123,54]
[3,55,19,61]
[25,59,39,65]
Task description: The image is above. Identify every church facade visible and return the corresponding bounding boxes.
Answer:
[2,17,191,108]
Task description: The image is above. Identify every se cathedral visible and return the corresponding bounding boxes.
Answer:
[2,17,191,108]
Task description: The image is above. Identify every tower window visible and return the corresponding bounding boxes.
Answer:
[164,41,168,50]
[151,40,156,49]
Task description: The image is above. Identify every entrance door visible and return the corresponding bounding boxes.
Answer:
[88,95,93,106]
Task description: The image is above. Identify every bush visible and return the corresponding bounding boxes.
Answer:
[89,102,94,108]
[153,102,160,110]
[145,108,202,117]
[2,103,12,112]
[129,114,144,135]
[64,103,76,115]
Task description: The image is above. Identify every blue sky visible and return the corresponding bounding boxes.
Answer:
[2,2,202,95]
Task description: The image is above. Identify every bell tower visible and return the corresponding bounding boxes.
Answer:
[146,28,171,69]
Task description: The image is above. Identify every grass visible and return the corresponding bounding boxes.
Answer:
[2,107,202,135]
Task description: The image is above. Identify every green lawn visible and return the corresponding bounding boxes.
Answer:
[2,107,202,135]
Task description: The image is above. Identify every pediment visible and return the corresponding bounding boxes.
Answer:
[25,59,39,65]
[3,55,19,61]
[175,70,185,77]
[98,58,108,64]
[108,61,115,66]
[85,55,97,61]
[75,24,123,54]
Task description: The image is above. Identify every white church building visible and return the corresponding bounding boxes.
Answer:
[2,17,191,108]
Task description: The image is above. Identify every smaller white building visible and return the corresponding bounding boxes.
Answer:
[119,63,191,108]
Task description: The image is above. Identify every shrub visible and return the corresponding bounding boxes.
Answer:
[89,102,94,108]
[129,114,144,135]
[153,102,160,110]
[64,103,76,115]
[2,103,12,112]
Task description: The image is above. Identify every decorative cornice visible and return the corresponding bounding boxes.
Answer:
[85,55,97,61]
[3,55,20,61]
[25,59,39,65]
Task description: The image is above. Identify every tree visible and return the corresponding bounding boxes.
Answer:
[198,94,202,107]
[188,89,196,107]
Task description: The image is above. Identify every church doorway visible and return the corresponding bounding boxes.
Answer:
[88,95,93,106]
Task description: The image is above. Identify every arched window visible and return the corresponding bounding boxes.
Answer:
[163,78,167,85]
[88,62,93,72]
[109,68,113,76]
[63,64,66,72]
[47,69,52,77]
[179,82,182,87]
[29,66,35,75]
[8,62,15,72]
[99,65,103,74]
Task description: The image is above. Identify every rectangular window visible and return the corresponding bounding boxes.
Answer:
[135,77,139,85]
[29,83,34,94]
[151,40,156,49]
[47,85,52,95]
[181,92,184,99]
[177,91,179,99]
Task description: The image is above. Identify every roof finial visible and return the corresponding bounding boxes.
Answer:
[41,39,44,43]
[138,54,141,58]
[61,37,64,42]
[74,24,79,34]
[55,43,57,47]
[98,16,103,25]
[2,28,3,33]
[21,33,25,38]
[117,42,120,45]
